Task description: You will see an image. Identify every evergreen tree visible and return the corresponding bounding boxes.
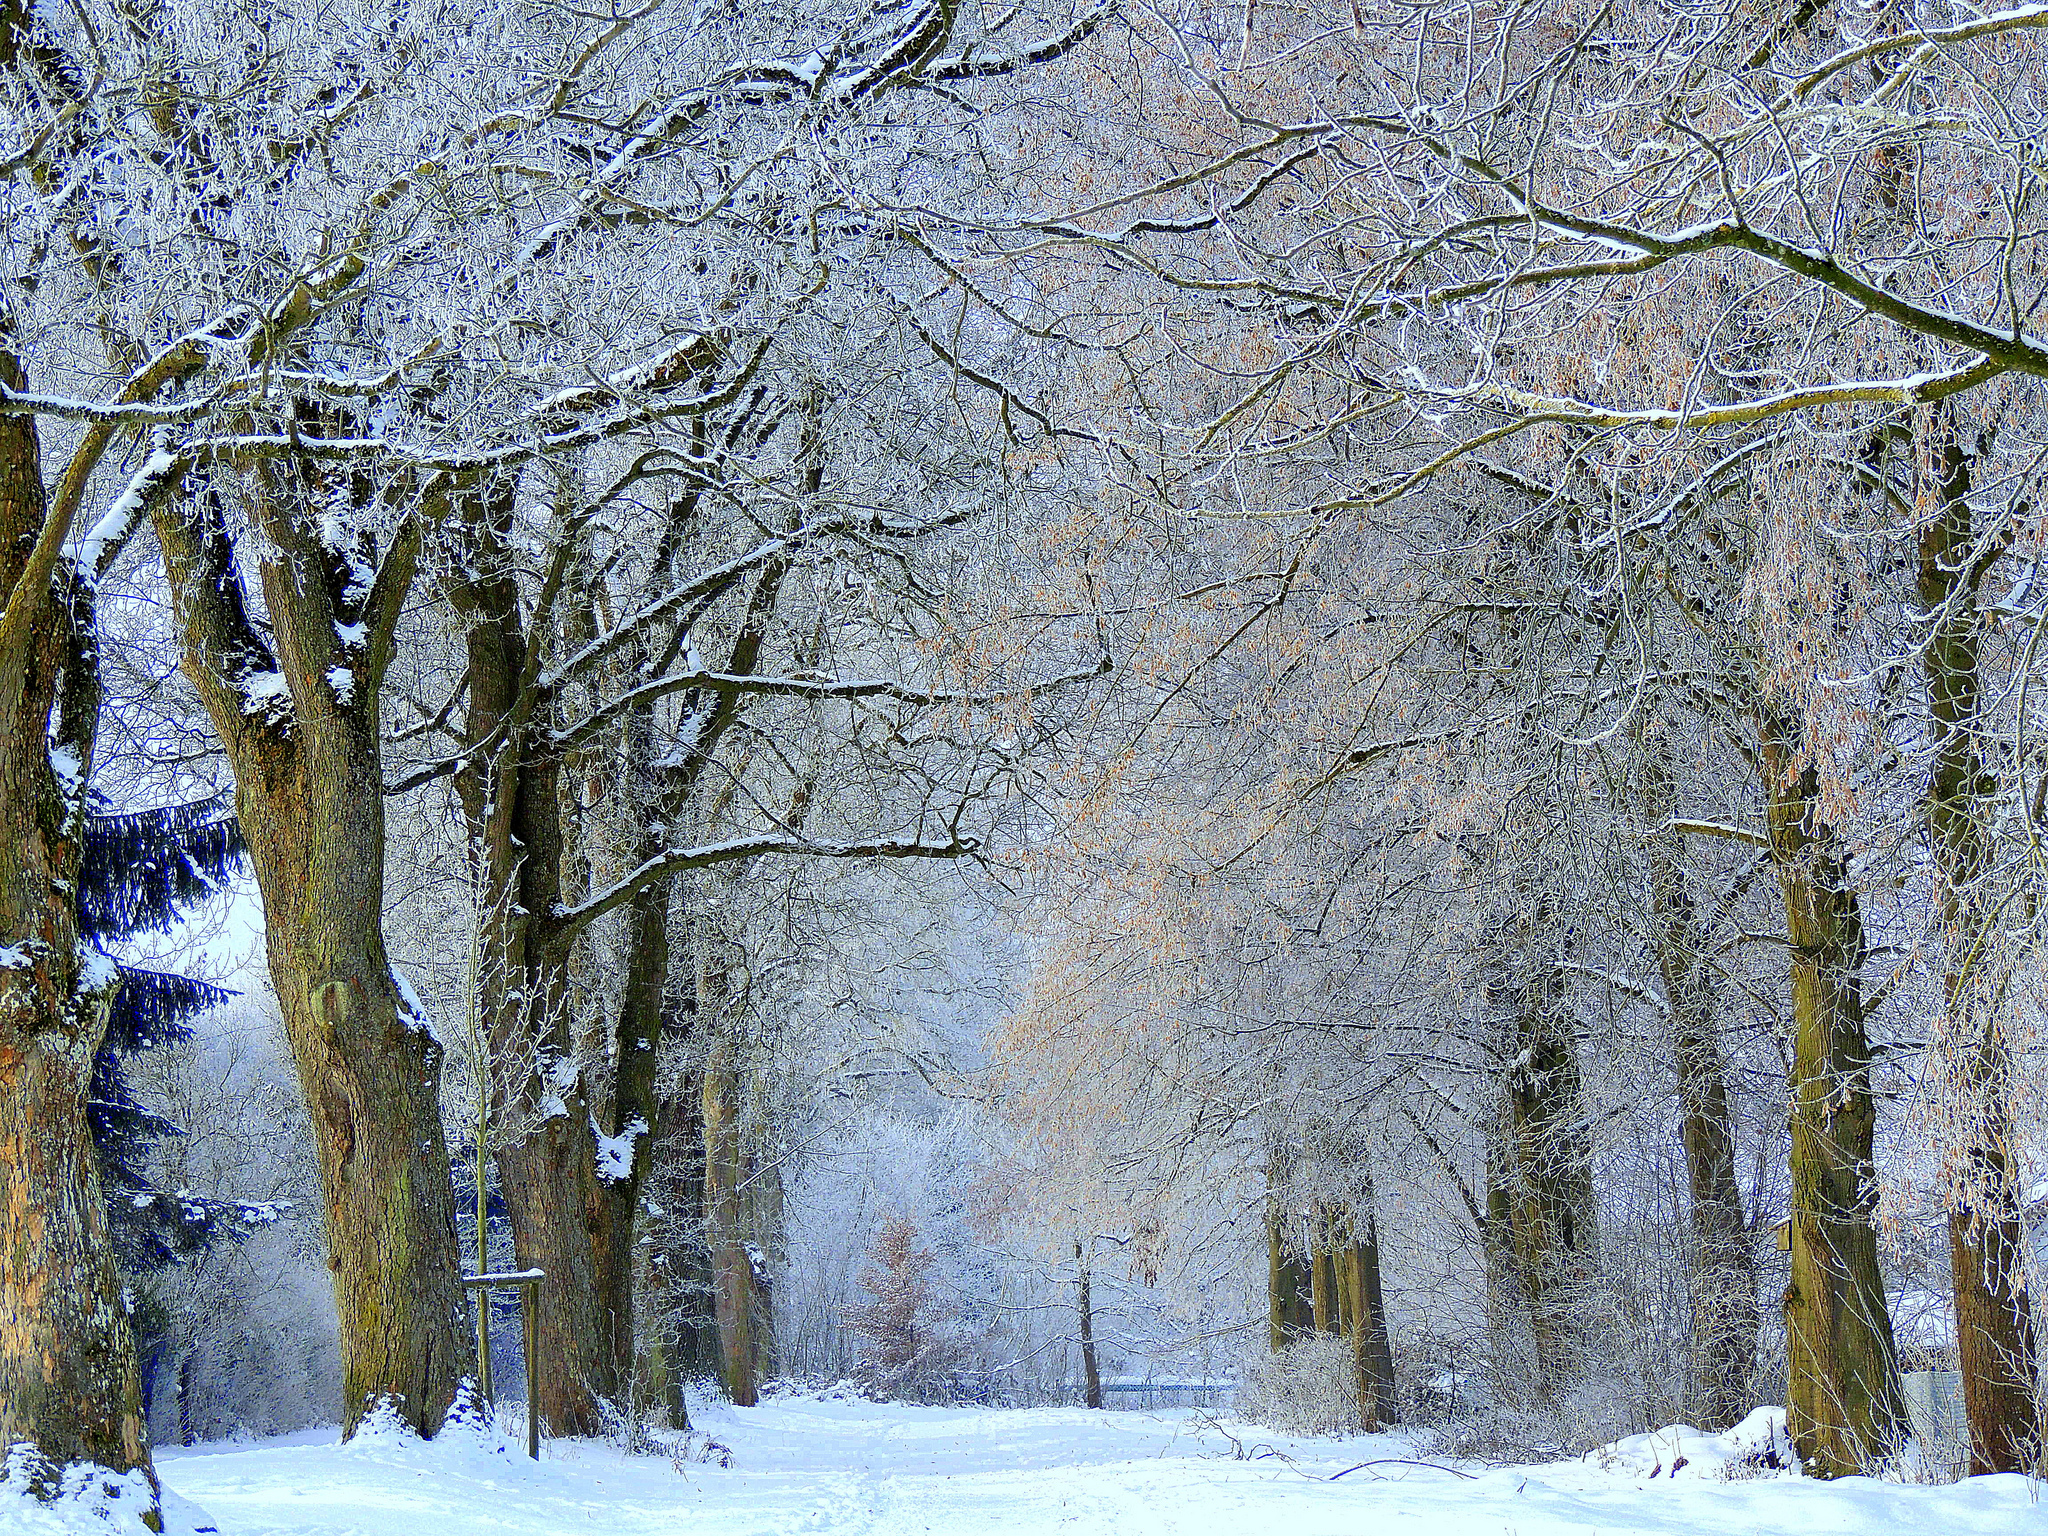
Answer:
[79,793,271,1405]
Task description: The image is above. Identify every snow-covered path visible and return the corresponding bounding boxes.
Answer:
[151,1397,2046,1536]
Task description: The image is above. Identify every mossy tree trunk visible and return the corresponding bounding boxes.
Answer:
[1761,704,1904,1478]
[154,455,469,1438]
[0,394,155,1504]
[1915,413,2038,1475]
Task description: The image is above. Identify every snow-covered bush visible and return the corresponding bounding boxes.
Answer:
[1234,1335,1370,1436]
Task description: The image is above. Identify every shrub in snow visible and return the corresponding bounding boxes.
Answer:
[842,1216,967,1402]
[1234,1334,1371,1437]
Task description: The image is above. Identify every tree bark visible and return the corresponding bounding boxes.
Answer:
[593,870,678,1419]
[1337,1170,1398,1431]
[1265,1153,1310,1351]
[1915,414,2039,1475]
[0,201,155,1507]
[702,1008,756,1405]
[1309,1213,1338,1336]
[1491,913,1597,1398]
[1762,706,1905,1478]
[1640,726,1758,1430]
[641,1066,715,1416]
[153,460,469,1439]
[1075,1239,1102,1408]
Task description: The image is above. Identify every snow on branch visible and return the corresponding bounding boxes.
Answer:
[550,654,1112,753]
[1664,819,1773,848]
[552,830,979,938]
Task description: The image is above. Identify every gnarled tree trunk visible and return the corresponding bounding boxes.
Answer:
[154,460,469,1438]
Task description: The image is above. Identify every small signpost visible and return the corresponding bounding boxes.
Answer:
[464,1269,544,1459]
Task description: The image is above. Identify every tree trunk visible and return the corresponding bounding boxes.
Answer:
[1265,1156,1309,1351]
[240,710,470,1438]
[1916,415,2039,1475]
[0,332,156,1510]
[642,1067,715,1413]
[446,494,616,1440]
[1075,1239,1102,1408]
[1491,914,1597,1398]
[177,1351,194,1449]
[703,1016,756,1405]
[153,461,469,1439]
[1762,707,1904,1478]
[1640,726,1758,1430]
[1338,1168,1398,1430]
[594,871,678,1420]
[1309,1212,1338,1336]
[747,1140,784,1382]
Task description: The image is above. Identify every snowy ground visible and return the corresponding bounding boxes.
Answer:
[110,1397,2048,1535]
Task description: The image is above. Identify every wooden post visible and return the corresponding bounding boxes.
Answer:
[523,1288,540,1461]
[465,1270,544,1459]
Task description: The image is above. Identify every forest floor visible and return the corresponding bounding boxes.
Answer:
[113,1395,2048,1535]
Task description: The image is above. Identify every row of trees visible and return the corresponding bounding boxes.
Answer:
[9,0,2048,1514]
[0,0,1115,1521]
[988,0,2048,1483]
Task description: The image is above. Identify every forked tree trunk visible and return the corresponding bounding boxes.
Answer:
[1761,707,1904,1478]
[1075,1240,1102,1408]
[154,461,469,1438]
[1640,726,1758,1430]
[1916,417,2039,1475]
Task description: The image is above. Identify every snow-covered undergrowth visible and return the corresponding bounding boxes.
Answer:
[120,1395,2044,1536]
[1591,1406,1795,1479]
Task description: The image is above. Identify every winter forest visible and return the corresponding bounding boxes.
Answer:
[6,0,2048,1531]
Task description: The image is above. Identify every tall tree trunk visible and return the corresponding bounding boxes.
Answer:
[1075,1239,1102,1408]
[593,871,678,1419]
[1640,727,1758,1430]
[748,1140,784,1381]
[1309,1211,1338,1335]
[1916,414,2039,1475]
[1338,1168,1398,1430]
[1492,913,1597,1398]
[447,492,617,1439]
[0,293,155,1511]
[153,460,469,1439]
[1265,1149,1309,1351]
[702,1009,756,1405]
[1762,706,1904,1478]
